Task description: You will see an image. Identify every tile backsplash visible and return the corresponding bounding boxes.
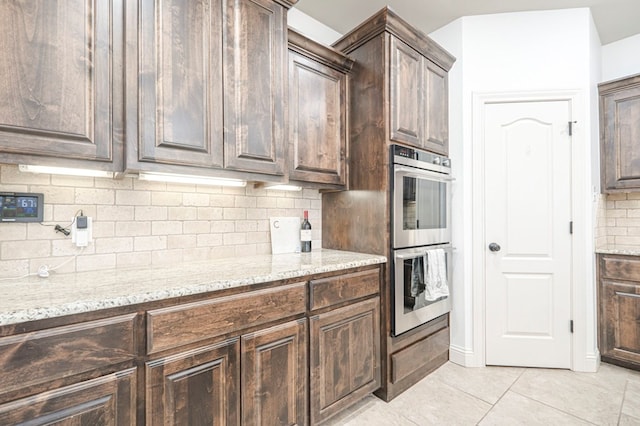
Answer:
[0,164,321,277]
[598,192,640,250]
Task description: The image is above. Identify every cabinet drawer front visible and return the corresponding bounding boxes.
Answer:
[310,268,380,311]
[0,314,137,398]
[391,326,449,384]
[601,255,640,282]
[147,282,306,354]
[0,368,136,426]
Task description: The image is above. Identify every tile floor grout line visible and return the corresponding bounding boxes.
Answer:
[472,367,528,425]
[508,388,601,425]
[617,378,629,425]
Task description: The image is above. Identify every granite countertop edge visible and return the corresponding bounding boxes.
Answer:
[0,249,387,327]
[595,247,640,256]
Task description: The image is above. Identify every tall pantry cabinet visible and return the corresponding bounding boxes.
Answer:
[323,7,455,401]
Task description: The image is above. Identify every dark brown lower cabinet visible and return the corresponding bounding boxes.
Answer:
[0,368,136,425]
[310,297,381,425]
[145,338,240,425]
[242,318,308,426]
[598,254,640,370]
[0,264,382,425]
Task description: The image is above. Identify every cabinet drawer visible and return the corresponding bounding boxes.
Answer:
[600,255,640,282]
[147,282,306,354]
[0,368,136,426]
[391,326,449,384]
[309,268,380,311]
[0,314,137,398]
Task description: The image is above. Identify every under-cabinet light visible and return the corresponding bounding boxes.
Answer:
[137,172,247,187]
[19,164,114,178]
[264,184,303,192]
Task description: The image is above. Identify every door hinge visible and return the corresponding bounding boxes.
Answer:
[569,221,573,234]
[570,320,574,333]
[568,121,577,136]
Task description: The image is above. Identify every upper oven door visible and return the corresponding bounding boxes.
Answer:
[393,164,451,249]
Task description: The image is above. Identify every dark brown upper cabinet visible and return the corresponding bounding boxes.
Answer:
[288,29,354,189]
[599,73,640,192]
[0,1,124,171]
[128,0,297,179]
[333,7,454,157]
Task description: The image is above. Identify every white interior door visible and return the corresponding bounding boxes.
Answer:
[484,100,572,368]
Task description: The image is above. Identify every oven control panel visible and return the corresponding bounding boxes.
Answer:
[392,145,451,171]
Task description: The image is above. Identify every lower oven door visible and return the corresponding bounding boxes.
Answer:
[392,244,452,336]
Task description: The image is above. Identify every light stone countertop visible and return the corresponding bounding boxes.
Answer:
[0,249,386,327]
[595,247,640,256]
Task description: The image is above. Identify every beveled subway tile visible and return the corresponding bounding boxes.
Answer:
[511,368,625,425]
[479,391,592,426]
[430,361,524,404]
[388,376,492,425]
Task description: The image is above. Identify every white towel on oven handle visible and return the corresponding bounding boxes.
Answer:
[424,248,449,301]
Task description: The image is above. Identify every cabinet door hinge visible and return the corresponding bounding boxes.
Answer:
[570,320,574,333]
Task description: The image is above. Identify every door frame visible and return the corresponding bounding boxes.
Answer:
[470,90,599,371]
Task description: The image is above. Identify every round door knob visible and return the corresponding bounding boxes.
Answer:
[489,243,501,252]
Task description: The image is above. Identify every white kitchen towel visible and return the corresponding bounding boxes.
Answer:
[424,248,449,301]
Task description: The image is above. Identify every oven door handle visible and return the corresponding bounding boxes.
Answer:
[395,247,453,260]
[394,166,456,182]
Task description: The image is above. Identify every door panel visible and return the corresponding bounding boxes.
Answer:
[138,0,224,168]
[0,0,119,163]
[289,50,347,185]
[389,37,423,147]
[423,60,448,155]
[146,338,240,425]
[484,100,572,368]
[241,319,307,426]
[223,0,286,175]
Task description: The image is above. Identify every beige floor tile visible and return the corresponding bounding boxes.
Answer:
[387,376,492,425]
[324,395,417,426]
[478,391,592,425]
[510,368,625,425]
[619,413,640,426]
[623,378,640,420]
[430,362,524,404]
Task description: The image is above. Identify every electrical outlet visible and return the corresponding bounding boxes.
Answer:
[71,216,92,247]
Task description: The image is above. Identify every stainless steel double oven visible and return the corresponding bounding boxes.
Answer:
[391,144,453,336]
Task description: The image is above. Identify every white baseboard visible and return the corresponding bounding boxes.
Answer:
[573,351,600,372]
[449,344,484,367]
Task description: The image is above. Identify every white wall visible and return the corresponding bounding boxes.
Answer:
[430,8,600,371]
[602,33,640,81]
[288,8,342,45]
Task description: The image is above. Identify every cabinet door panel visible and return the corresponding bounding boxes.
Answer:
[601,85,640,191]
[424,60,449,155]
[289,51,346,186]
[0,0,120,163]
[242,319,307,426]
[600,279,640,365]
[138,0,224,168]
[310,297,380,424]
[146,338,240,425]
[0,368,136,426]
[223,0,286,175]
[389,37,423,148]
